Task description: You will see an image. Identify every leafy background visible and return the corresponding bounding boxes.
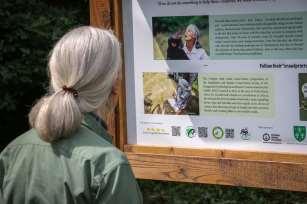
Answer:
[1,0,307,203]
[0,0,89,147]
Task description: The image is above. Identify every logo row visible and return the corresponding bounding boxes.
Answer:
[182,126,251,140]
[143,126,307,143]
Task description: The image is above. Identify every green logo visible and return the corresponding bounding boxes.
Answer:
[212,127,224,139]
[185,126,196,138]
[294,126,306,142]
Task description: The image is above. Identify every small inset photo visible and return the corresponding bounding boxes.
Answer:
[299,73,307,121]
[152,15,209,60]
[143,72,199,115]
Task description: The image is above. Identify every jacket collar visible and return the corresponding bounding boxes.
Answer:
[81,112,112,144]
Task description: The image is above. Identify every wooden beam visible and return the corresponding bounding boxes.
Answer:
[125,145,307,163]
[126,150,307,192]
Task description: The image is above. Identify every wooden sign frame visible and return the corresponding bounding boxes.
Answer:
[90,0,307,192]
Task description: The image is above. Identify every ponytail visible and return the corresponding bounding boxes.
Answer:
[29,91,82,142]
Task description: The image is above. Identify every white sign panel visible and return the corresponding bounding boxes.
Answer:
[122,0,307,153]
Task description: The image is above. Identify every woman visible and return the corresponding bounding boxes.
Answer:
[0,26,142,203]
[183,24,208,60]
[174,73,192,114]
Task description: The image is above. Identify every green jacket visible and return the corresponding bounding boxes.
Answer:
[0,113,143,204]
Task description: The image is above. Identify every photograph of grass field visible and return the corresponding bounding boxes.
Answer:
[152,15,209,60]
[143,72,199,115]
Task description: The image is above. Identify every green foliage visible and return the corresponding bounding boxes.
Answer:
[152,16,209,35]
[138,180,307,204]
[0,0,88,145]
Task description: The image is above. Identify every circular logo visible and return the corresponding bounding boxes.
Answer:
[212,127,224,139]
[262,133,270,142]
[185,126,196,138]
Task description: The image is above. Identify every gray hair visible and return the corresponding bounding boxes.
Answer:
[29,26,121,142]
[185,24,202,48]
[185,24,200,40]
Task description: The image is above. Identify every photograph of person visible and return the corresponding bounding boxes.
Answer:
[299,73,307,121]
[143,72,199,115]
[152,16,209,60]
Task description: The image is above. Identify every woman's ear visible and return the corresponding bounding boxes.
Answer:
[111,84,117,95]
[98,77,121,120]
[111,75,121,95]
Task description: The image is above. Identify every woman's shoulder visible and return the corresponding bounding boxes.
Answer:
[2,129,47,150]
[1,126,128,168]
[57,126,129,176]
[56,125,128,164]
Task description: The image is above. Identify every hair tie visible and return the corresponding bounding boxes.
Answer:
[62,85,78,97]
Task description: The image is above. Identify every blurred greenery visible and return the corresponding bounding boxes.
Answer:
[139,180,307,204]
[0,0,89,147]
[152,16,208,36]
[1,1,307,203]
[152,16,209,59]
